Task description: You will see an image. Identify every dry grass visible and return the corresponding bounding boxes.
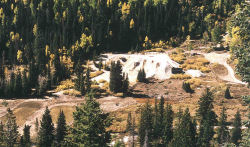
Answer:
[7,102,42,126]
[211,63,228,76]
[143,48,166,53]
[170,74,192,80]
[55,79,75,92]
[169,50,186,64]
[90,70,104,78]
[185,78,202,89]
[180,57,211,73]
[63,89,81,97]
[50,105,76,124]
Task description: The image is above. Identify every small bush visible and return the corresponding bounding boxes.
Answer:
[63,89,81,97]
[182,82,194,93]
[2,100,8,107]
[55,79,75,92]
[241,95,250,104]
[185,78,201,89]
[170,74,191,80]
[137,68,146,82]
[224,87,232,99]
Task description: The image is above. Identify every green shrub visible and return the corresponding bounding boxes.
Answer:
[182,82,194,93]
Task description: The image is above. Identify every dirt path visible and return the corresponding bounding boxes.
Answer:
[14,93,136,137]
[203,52,247,85]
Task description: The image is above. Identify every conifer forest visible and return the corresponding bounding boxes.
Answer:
[0,0,249,146]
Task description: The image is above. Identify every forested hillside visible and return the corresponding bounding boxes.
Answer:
[0,0,248,99]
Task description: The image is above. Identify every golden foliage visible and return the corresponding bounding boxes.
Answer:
[129,19,134,29]
[63,89,81,97]
[55,79,75,92]
[180,57,210,73]
[33,24,37,36]
[185,78,201,89]
[121,2,130,16]
[170,74,192,79]
[90,70,104,78]
[17,50,23,63]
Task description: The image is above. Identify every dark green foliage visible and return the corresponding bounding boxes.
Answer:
[217,107,229,144]
[15,70,23,97]
[231,110,242,145]
[63,93,112,146]
[38,107,54,147]
[227,4,250,84]
[170,108,197,147]
[55,110,67,146]
[182,82,194,93]
[85,67,91,94]
[122,73,129,94]
[162,103,174,146]
[22,124,31,147]
[211,25,221,43]
[137,68,146,82]
[139,101,153,146]
[22,70,30,96]
[74,61,85,96]
[225,87,232,99]
[0,122,4,145]
[196,88,217,147]
[126,112,132,133]
[109,61,123,93]
[5,108,19,147]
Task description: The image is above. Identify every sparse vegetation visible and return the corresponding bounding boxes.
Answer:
[170,74,191,80]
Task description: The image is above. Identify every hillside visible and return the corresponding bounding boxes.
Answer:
[0,0,249,146]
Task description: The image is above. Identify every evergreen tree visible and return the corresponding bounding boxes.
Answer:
[231,110,242,145]
[137,68,146,82]
[152,98,160,145]
[196,88,217,147]
[211,25,221,43]
[15,70,23,97]
[74,61,85,95]
[64,92,112,146]
[224,87,232,99]
[109,61,123,93]
[35,118,39,133]
[0,122,4,145]
[85,67,91,94]
[122,73,129,94]
[182,82,194,93]
[22,70,30,96]
[5,108,19,147]
[162,103,174,146]
[55,110,67,146]
[126,112,132,133]
[38,107,54,147]
[9,72,16,97]
[139,101,153,146]
[171,108,197,147]
[217,107,229,144]
[22,124,31,147]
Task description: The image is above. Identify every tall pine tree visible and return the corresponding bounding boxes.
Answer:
[38,107,54,147]
[63,92,112,146]
[55,110,67,146]
[196,88,217,147]
[171,108,197,147]
[139,101,153,146]
[217,106,229,144]
[231,110,242,145]
[5,108,19,147]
